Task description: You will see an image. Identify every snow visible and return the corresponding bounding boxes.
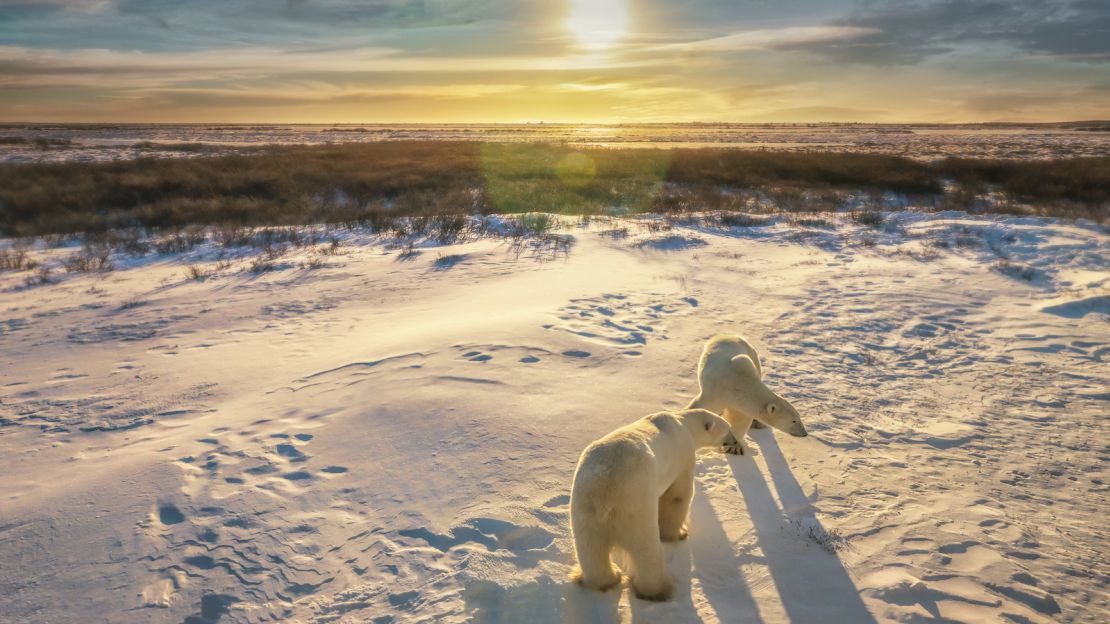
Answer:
[0,211,1107,623]
[2,123,1109,163]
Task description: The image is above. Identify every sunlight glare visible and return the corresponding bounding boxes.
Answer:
[567,0,629,49]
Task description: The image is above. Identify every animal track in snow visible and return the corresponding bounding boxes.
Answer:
[452,344,553,366]
[313,503,568,622]
[548,292,698,350]
[146,418,350,621]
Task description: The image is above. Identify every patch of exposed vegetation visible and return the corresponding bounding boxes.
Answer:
[0,143,1105,237]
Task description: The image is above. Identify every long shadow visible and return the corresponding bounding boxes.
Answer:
[627,539,707,624]
[729,431,877,624]
[685,478,765,623]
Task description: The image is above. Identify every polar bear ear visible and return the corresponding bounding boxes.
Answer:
[730,354,760,379]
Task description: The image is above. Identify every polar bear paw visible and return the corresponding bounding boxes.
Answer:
[571,564,622,592]
[661,526,688,542]
[723,439,751,455]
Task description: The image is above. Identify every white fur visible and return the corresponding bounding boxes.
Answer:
[569,409,735,601]
[687,334,807,455]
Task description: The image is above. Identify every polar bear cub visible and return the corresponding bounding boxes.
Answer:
[570,409,736,601]
[687,334,807,455]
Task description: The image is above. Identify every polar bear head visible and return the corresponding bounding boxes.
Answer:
[715,355,807,437]
[677,409,738,449]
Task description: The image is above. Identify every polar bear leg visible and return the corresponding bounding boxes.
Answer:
[658,469,693,542]
[722,408,753,455]
[570,515,621,591]
[622,501,674,601]
[571,537,621,591]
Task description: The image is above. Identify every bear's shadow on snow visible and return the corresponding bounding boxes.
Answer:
[462,431,873,623]
[726,429,877,624]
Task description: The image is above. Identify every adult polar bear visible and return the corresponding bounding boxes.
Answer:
[687,334,807,455]
[570,409,736,601]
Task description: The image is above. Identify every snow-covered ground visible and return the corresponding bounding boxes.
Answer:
[1,212,1107,623]
[2,123,1109,163]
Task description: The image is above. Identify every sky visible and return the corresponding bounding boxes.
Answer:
[1,0,1108,123]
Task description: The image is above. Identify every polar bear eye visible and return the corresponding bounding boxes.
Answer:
[704,422,713,431]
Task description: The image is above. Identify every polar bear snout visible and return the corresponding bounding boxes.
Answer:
[789,420,808,437]
[779,406,808,437]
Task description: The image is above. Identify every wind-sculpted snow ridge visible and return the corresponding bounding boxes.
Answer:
[0,210,1106,623]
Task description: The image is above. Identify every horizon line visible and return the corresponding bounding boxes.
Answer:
[2,120,1108,126]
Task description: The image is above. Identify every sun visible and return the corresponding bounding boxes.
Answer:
[567,0,629,50]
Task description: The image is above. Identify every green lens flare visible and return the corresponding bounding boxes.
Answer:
[480,143,670,215]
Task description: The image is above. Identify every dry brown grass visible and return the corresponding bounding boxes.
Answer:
[0,142,1105,237]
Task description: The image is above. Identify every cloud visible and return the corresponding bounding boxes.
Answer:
[1,0,1107,122]
[790,0,1110,65]
[668,26,882,52]
[0,0,112,9]
[131,83,527,108]
[0,44,651,90]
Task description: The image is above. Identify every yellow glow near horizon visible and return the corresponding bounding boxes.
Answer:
[567,0,629,49]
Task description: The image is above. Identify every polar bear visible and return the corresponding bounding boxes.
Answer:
[687,334,807,455]
[570,409,736,601]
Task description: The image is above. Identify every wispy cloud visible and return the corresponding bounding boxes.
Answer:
[667,26,882,52]
[0,44,650,89]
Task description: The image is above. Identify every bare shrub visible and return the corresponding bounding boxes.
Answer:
[789,216,837,229]
[395,240,420,261]
[90,229,150,256]
[0,247,36,271]
[303,256,326,270]
[850,211,885,228]
[432,253,467,270]
[643,220,672,233]
[512,213,555,236]
[507,233,573,262]
[116,232,151,256]
[64,246,113,273]
[186,264,212,280]
[712,212,773,228]
[432,214,469,244]
[24,266,54,287]
[248,246,286,273]
[994,261,1041,282]
[155,227,206,254]
[215,225,254,247]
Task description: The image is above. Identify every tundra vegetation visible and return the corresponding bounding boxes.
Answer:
[0,142,1105,239]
